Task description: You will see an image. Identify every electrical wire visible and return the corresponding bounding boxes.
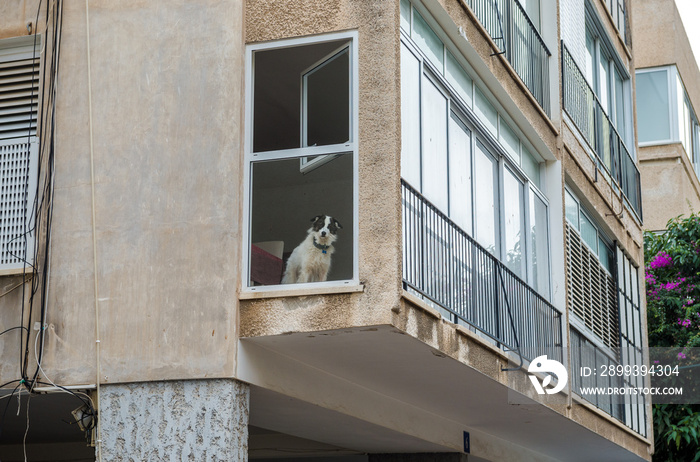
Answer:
[0,326,28,337]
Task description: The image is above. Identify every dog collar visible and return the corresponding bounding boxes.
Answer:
[313,239,330,254]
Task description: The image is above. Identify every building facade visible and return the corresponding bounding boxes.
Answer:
[633,0,700,232]
[0,0,651,461]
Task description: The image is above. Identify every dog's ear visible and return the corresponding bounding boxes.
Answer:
[310,215,323,223]
[333,218,343,229]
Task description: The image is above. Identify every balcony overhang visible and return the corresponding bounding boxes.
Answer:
[238,324,650,461]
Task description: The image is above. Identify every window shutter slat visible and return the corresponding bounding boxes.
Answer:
[0,57,39,139]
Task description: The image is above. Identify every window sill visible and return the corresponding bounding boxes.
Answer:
[239,283,364,300]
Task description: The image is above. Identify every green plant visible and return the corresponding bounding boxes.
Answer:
[645,213,700,461]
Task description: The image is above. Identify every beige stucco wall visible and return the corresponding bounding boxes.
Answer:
[27,0,245,385]
[241,0,404,336]
[633,0,700,109]
[639,144,700,231]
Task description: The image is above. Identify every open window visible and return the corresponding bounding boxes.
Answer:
[244,32,358,291]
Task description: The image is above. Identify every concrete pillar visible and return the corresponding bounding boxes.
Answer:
[368,455,468,462]
[99,379,249,461]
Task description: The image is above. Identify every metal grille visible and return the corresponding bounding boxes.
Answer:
[0,58,40,140]
[402,180,563,363]
[0,138,37,270]
[562,43,642,219]
[464,0,551,116]
[566,222,618,350]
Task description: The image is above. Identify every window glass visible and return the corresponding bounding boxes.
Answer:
[446,51,472,108]
[519,0,541,30]
[585,31,595,86]
[580,212,598,252]
[503,168,525,277]
[250,154,354,285]
[475,86,497,136]
[499,117,520,163]
[599,238,613,273]
[521,144,540,186]
[421,75,449,211]
[598,49,610,113]
[531,192,549,296]
[565,190,579,228]
[400,0,411,32]
[614,68,625,139]
[636,70,670,142]
[448,114,472,233]
[474,142,498,254]
[413,11,444,72]
[303,47,350,147]
[400,43,422,188]
[253,40,349,153]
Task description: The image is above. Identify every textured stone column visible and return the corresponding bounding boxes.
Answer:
[99,379,249,461]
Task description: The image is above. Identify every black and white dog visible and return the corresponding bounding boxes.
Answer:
[282,215,342,284]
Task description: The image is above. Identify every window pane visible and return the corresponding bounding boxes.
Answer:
[250,154,354,285]
[530,192,550,297]
[503,168,525,278]
[565,190,579,228]
[400,0,411,32]
[303,47,350,147]
[475,86,497,136]
[253,40,350,152]
[520,0,540,30]
[614,68,626,140]
[580,212,597,252]
[599,238,613,273]
[521,144,541,186]
[474,142,498,254]
[413,11,444,71]
[449,114,472,233]
[499,117,520,163]
[598,51,610,112]
[422,75,449,211]
[636,70,670,142]
[401,43,421,188]
[446,51,472,107]
[585,31,595,86]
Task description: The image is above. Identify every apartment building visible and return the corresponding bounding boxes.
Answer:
[0,0,650,461]
[632,0,700,232]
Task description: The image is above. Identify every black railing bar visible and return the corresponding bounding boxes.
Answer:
[402,277,525,357]
[561,43,634,162]
[402,180,556,311]
[509,0,551,55]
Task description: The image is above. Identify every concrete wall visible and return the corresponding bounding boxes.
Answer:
[633,0,700,109]
[100,379,249,461]
[36,0,244,385]
[639,144,700,231]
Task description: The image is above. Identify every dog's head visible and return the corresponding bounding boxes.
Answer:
[309,215,342,246]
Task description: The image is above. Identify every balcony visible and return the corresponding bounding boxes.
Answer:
[465,0,551,117]
[401,180,563,363]
[562,43,643,219]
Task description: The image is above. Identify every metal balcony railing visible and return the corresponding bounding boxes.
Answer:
[402,180,563,363]
[465,0,551,117]
[570,328,648,437]
[562,43,642,220]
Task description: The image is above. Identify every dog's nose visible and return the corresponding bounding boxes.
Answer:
[321,231,326,237]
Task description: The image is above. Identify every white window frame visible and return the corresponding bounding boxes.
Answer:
[242,31,360,294]
[635,66,675,147]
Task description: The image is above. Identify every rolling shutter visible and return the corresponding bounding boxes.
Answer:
[566,222,619,350]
